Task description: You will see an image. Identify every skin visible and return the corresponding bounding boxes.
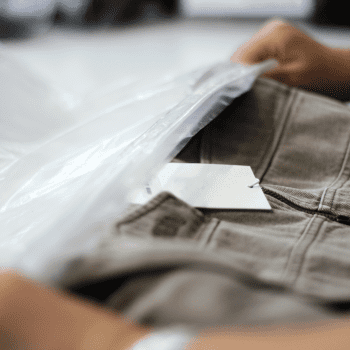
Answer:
[231,19,350,101]
[0,269,150,350]
[2,19,350,350]
[186,322,350,350]
[1,269,350,350]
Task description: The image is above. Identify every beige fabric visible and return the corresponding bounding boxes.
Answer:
[61,78,350,329]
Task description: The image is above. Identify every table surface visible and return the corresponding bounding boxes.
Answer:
[2,18,350,105]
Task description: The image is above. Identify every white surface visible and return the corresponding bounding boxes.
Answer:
[181,0,313,18]
[2,19,350,106]
[1,19,349,183]
[0,19,264,174]
[131,164,271,210]
[2,19,349,104]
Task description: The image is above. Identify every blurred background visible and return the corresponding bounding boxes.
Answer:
[1,0,350,136]
[0,0,350,39]
[1,0,350,133]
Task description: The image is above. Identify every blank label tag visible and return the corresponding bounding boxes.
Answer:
[130,163,271,210]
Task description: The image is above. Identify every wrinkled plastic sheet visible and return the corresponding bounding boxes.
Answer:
[0,54,275,282]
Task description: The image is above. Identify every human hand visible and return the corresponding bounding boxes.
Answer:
[231,19,350,101]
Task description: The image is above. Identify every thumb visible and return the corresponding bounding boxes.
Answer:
[231,40,274,65]
[231,35,287,67]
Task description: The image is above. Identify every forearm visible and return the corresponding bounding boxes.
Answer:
[2,270,350,350]
[188,321,350,350]
[0,270,149,350]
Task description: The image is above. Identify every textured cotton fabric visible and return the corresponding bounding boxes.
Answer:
[61,78,350,330]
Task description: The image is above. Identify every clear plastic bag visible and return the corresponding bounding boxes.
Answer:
[0,56,275,282]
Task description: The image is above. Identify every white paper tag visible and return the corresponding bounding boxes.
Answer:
[130,163,271,210]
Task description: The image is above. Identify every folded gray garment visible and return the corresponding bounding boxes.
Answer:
[60,78,350,330]
[60,192,333,331]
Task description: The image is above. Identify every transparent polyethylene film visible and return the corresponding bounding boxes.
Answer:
[2,59,275,283]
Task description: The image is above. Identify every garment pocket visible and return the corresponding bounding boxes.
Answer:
[261,185,350,226]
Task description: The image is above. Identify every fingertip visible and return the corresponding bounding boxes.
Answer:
[230,50,256,66]
[230,56,250,66]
